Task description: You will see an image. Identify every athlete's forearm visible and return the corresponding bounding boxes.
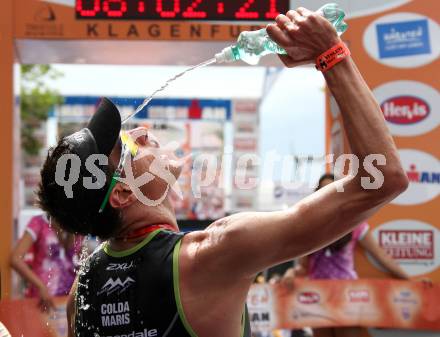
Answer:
[324,57,407,193]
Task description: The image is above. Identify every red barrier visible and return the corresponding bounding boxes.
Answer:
[0,297,67,337]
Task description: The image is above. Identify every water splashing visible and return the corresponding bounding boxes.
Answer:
[122,58,217,124]
[77,236,92,277]
[76,236,95,314]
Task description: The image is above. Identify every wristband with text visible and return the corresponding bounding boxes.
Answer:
[315,42,351,73]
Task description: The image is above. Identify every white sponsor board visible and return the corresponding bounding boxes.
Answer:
[373,81,440,137]
[363,12,440,68]
[368,220,439,276]
[392,149,440,206]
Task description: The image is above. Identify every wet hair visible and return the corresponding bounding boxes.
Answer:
[37,138,122,240]
[316,173,352,253]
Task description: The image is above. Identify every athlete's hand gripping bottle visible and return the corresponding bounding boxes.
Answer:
[215,3,348,65]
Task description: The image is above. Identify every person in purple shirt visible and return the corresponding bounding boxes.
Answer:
[292,173,411,337]
[10,214,82,312]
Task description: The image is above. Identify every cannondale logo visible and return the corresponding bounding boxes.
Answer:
[98,277,135,296]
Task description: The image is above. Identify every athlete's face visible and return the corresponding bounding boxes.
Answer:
[109,127,183,206]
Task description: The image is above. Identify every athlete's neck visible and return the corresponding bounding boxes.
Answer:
[108,197,178,251]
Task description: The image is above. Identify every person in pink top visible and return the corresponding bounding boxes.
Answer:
[293,174,410,337]
[308,221,370,280]
[10,214,82,312]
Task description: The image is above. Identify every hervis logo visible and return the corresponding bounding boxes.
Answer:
[297,291,320,304]
[392,149,440,206]
[373,81,440,137]
[381,96,429,125]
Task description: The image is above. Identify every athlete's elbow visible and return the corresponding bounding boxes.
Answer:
[357,164,408,206]
[377,167,409,201]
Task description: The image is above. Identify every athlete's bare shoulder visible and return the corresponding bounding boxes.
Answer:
[176,220,252,337]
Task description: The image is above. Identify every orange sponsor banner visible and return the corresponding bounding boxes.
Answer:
[247,279,440,332]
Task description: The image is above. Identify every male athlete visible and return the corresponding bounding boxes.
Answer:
[38,7,408,337]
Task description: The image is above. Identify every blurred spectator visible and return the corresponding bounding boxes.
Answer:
[10,214,82,312]
[291,173,410,337]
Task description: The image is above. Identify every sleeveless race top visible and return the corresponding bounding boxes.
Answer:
[75,229,251,337]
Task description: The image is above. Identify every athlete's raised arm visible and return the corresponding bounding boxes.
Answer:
[180,7,408,283]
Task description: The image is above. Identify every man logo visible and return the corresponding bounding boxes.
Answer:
[98,277,135,296]
[392,149,440,205]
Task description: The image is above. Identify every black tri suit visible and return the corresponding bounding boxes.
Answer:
[75,229,251,337]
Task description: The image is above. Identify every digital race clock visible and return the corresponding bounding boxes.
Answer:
[76,0,290,21]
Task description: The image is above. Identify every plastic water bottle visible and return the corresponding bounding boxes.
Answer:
[215,3,348,65]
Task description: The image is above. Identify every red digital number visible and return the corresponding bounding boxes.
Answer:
[217,2,224,14]
[156,0,181,18]
[103,0,127,17]
[235,0,259,19]
[182,0,207,18]
[265,0,280,19]
[138,0,145,13]
[76,0,100,17]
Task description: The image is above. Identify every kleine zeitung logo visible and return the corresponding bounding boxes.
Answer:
[373,81,440,137]
[379,230,434,259]
[369,220,439,277]
[392,149,439,205]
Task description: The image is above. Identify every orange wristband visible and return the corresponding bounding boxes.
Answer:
[315,42,350,73]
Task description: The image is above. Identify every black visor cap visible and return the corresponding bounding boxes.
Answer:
[87,97,121,157]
